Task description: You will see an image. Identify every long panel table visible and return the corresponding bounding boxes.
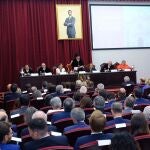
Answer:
[19,71,136,90]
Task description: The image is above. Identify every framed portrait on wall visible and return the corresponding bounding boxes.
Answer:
[56,4,83,40]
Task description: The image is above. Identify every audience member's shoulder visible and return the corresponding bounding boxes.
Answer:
[0,144,20,150]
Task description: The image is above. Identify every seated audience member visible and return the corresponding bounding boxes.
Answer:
[32,90,42,99]
[106,102,130,127]
[10,94,30,116]
[99,89,107,100]
[100,61,114,72]
[105,92,116,109]
[142,78,150,93]
[74,110,112,150]
[75,80,82,90]
[41,81,48,93]
[21,107,37,136]
[79,86,87,95]
[22,64,33,75]
[0,122,20,150]
[71,54,84,72]
[24,118,69,150]
[133,88,150,105]
[131,113,150,136]
[50,85,64,98]
[38,62,51,74]
[117,60,131,70]
[86,63,96,72]
[138,78,146,87]
[143,106,150,121]
[31,86,37,93]
[123,96,135,113]
[122,76,134,87]
[93,83,105,96]
[4,83,21,101]
[22,83,32,94]
[73,91,82,106]
[5,84,12,94]
[64,108,89,132]
[117,88,126,101]
[56,63,66,75]
[0,109,17,136]
[80,96,93,109]
[32,111,57,132]
[111,132,137,150]
[93,96,105,113]
[51,98,75,123]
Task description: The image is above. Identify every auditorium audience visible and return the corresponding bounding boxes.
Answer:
[133,88,150,105]
[10,94,30,116]
[111,132,137,150]
[24,118,69,150]
[0,122,20,150]
[64,108,89,132]
[131,113,150,136]
[51,98,75,123]
[38,62,51,75]
[56,63,66,75]
[50,85,64,98]
[117,60,131,70]
[93,96,105,113]
[74,110,112,150]
[123,96,135,113]
[142,78,150,93]
[143,106,150,121]
[106,102,130,126]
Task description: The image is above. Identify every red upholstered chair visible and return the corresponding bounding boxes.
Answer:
[79,140,111,150]
[40,106,52,113]
[10,114,25,125]
[134,134,150,150]
[53,118,73,133]
[21,134,32,144]
[59,96,69,103]
[134,104,149,111]
[39,146,74,150]
[30,99,45,109]
[47,110,64,121]
[64,127,91,146]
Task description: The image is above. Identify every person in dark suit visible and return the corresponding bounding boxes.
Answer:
[71,54,84,72]
[21,64,33,76]
[64,107,89,132]
[24,118,69,150]
[51,98,75,123]
[74,110,112,150]
[106,102,130,127]
[122,76,134,87]
[0,122,20,150]
[100,61,115,72]
[10,94,30,116]
[123,96,135,113]
[4,83,21,101]
[64,10,76,38]
[133,88,150,105]
[38,63,51,75]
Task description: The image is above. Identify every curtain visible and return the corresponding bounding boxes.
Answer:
[0,0,92,91]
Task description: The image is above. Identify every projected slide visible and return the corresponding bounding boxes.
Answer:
[90,5,150,49]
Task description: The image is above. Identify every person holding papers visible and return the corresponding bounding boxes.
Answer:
[56,63,66,75]
[38,63,51,75]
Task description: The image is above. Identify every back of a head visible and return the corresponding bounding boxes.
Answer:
[25,83,32,93]
[107,92,116,101]
[79,86,87,94]
[11,83,18,93]
[0,121,11,142]
[80,96,93,109]
[63,98,74,112]
[93,96,105,111]
[117,88,126,101]
[28,118,48,137]
[24,107,38,124]
[143,106,150,121]
[50,97,62,109]
[33,90,42,99]
[89,110,106,132]
[20,94,30,106]
[111,132,136,150]
[111,102,122,114]
[31,86,37,93]
[73,91,82,101]
[99,89,107,100]
[124,76,130,83]
[134,88,142,98]
[76,80,82,88]
[42,81,48,89]
[146,78,150,85]
[131,113,150,136]
[47,83,56,93]
[0,109,8,122]
[71,107,85,122]
[56,85,64,94]
[97,83,104,90]
[124,96,134,109]
[32,111,47,122]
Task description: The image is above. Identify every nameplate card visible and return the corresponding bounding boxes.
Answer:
[37,97,43,100]
[97,139,111,146]
[115,123,126,128]
[60,72,68,75]
[124,69,131,71]
[11,137,22,142]
[11,114,20,119]
[51,131,62,136]
[79,71,86,74]
[31,73,39,76]
[111,69,118,72]
[47,121,52,125]
[131,110,141,114]
[45,72,52,76]
[92,70,99,73]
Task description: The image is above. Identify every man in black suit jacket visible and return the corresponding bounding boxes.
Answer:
[100,61,114,72]
[38,63,51,75]
[24,118,69,150]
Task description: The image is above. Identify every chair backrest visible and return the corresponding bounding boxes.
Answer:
[134,134,150,150]
[30,99,45,109]
[47,110,64,121]
[21,134,32,144]
[11,114,25,125]
[39,146,74,150]
[124,84,134,96]
[40,106,52,113]
[53,118,73,132]
[134,104,149,111]
[64,127,91,146]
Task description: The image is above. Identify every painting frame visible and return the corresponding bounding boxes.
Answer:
[56,4,83,40]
